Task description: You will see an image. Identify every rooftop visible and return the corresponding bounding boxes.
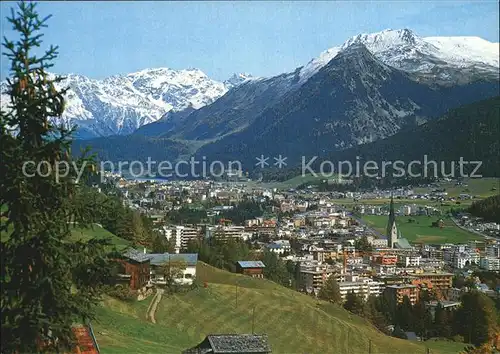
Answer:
[183,334,271,354]
[386,284,418,289]
[147,253,198,266]
[209,334,271,353]
[122,249,150,263]
[237,261,266,269]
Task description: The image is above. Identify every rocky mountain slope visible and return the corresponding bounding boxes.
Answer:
[316,96,500,177]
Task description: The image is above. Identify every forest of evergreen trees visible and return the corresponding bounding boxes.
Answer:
[468,194,500,223]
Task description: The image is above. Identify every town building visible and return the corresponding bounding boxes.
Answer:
[452,251,480,269]
[299,262,343,294]
[427,301,461,319]
[372,254,398,266]
[208,225,249,241]
[399,255,421,268]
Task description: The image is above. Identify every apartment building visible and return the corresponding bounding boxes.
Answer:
[452,252,480,269]
[398,255,421,268]
[419,258,445,271]
[299,262,344,294]
[486,245,500,258]
[421,247,444,260]
[372,254,398,266]
[384,285,419,306]
[338,277,384,301]
[207,225,249,241]
[415,273,453,291]
[162,225,202,253]
[479,256,500,271]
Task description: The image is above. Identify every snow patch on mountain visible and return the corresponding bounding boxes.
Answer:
[424,36,499,67]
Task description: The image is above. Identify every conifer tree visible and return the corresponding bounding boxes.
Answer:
[1,3,110,352]
[318,274,342,304]
[457,291,498,346]
[344,290,366,316]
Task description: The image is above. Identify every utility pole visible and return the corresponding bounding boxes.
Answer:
[235,284,238,308]
[346,329,349,354]
[368,339,372,354]
[252,306,255,334]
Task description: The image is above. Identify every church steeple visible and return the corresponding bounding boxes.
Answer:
[386,194,398,248]
[387,195,395,232]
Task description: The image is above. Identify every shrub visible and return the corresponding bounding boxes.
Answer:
[105,285,136,302]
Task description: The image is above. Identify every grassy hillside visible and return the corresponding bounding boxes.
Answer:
[94,262,465,353]
[1,221,132,251]
[361,215,482,244]
[93,297,192,354]
[69,224,131,250]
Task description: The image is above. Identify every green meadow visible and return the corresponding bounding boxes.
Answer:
[361,215,482,244]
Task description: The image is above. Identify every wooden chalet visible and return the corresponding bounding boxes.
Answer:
[236,261,266,278]
[115,249,151,290]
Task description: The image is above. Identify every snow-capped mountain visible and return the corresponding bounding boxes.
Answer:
[1,68,236,138]
[3,28,498,141]
[300,29,499,84]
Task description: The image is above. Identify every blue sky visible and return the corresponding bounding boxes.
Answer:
[1,1,498,81]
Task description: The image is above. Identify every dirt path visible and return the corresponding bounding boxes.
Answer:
[147,288,164,324]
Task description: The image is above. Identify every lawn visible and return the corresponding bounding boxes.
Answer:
[361,215,482,244]
[423,338,468,354]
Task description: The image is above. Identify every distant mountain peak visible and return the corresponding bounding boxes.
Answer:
[224,73,255,89]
